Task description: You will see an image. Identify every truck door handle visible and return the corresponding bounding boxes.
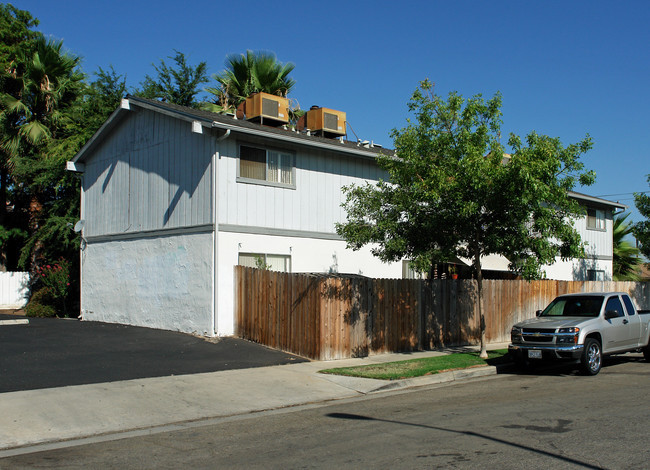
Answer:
[623,319,629,324]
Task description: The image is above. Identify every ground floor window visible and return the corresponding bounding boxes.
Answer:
[402,260,426,279]
[238,253,291,272]
[587,269,605,281]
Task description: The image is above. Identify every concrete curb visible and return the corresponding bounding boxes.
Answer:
[0,344,511,454]
[317,365,499,395]
[0,364,501,454]
[0,319,29,326]
[364,365,498,393]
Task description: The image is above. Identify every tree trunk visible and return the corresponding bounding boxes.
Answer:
[473,247,487,358]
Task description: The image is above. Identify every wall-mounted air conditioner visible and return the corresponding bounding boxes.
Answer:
[305,107,346,137]
[245,92,289,125]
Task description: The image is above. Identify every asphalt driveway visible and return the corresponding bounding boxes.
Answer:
[0,314,307,393]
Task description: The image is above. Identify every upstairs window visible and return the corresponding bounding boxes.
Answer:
[586,208,605,230]
[239,144,294,187]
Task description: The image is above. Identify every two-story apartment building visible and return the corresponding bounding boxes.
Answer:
[67,95,625,336]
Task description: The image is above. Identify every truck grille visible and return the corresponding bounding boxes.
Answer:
[521,328,555,343]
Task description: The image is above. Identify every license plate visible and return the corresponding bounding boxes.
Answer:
[528,350,542,359]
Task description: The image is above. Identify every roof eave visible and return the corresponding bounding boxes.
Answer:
[126,96,386,160]
[67,98,133,169]
[568,191,627,210]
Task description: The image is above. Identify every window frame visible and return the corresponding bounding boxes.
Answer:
[622,295,636,316]
[587,269,605,281]
[586,207,606,231]
[238,252,292,273]
[237,143,296,189]
[605,296,625,318]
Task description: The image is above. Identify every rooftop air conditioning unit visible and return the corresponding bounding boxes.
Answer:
[245,92,289,126]
[305,106,346,137]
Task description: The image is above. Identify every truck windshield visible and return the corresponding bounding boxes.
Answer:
[540,296,604,317]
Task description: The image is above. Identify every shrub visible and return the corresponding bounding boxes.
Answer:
[25,288,58,317]
[32,259,71,316]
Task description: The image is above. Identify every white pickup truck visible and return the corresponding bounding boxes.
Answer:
[509,292,650,375]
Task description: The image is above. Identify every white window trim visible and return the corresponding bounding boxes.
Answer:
[587,269,605,281]
[238,252,292,273]
[586,208,606,231]
[237,143,296,189]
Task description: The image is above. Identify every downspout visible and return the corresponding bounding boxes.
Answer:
[216,128,231,141]
[212,126,231,336]
[79,173,85,319]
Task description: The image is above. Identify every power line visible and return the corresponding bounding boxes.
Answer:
[595,191,650,198]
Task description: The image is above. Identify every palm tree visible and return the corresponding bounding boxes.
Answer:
[0,4,40,230]
[204,50,296,113]
[0,35,83,270]
[1,36,83,163]
[613,212,642,281]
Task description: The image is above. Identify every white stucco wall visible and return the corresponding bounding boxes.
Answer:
[216,231,403,336]
[543,257,613,281]
[81,231,214,335]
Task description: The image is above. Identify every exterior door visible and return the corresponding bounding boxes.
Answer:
[601,296,631,352]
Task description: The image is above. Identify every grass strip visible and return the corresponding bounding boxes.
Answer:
[320,349,510,380]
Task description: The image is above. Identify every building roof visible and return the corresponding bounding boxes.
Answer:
[68,95,389,169]
[568,190,627,211]
[65,97,628,213]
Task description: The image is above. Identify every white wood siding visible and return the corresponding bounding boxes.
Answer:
[217,137,385,233]
[575,208,613,258]
[82,110,214,237]
[0,271,28,308]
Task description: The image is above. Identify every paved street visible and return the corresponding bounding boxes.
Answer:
[0,315,306,393]
[2,355,648,469]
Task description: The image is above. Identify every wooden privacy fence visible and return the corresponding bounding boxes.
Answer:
[234,266,650,360]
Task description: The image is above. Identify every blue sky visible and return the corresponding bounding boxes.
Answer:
[24,0,650,223]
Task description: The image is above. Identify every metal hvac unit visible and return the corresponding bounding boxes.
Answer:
[245,92,289,126]
[305,107,346,137]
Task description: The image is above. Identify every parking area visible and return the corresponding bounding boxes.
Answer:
[0,314,307,393]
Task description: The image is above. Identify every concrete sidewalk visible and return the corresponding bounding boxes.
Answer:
[0,342,509,454]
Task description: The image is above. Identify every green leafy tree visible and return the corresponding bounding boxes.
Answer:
[137,50,208,108]
[0,5,127,314]
[612,212,642,280]
[337,80,595,357]
[58,66,127,152]
[205,50,295,113]
[634,175,650,264]
[0,3,40,263]
[1,34,84,267]
[0,6,85,270]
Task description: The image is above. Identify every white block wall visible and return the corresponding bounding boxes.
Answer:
[81,231,214,335]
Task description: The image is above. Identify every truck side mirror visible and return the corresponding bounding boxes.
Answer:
[535,310,542,317]
[604,310,619,320]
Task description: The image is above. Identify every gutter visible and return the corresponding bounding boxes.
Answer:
[568,191,627,210]
[208,120,381,159]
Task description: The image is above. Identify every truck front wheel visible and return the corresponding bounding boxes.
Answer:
[580,338,602,376]
[643,345,650,362]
